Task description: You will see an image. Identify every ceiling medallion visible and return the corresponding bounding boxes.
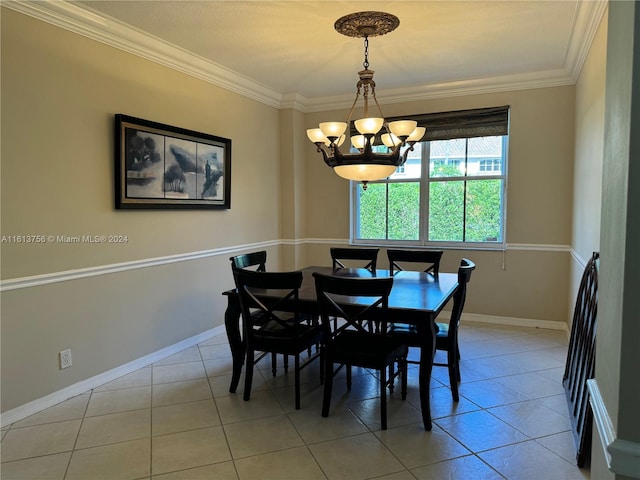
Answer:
[334,11,400,38]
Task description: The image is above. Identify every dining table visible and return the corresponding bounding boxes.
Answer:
[222,265,459,430]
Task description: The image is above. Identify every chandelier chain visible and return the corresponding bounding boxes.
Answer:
[363,36,369,70]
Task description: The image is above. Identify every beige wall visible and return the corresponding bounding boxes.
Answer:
[1,9,282,411]
[571,5,607,318]
[304,87,576,324]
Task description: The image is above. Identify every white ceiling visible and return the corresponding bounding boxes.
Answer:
[10,1,606,110]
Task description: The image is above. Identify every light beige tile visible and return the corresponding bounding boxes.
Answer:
[215,389,284,424]
[460,355,529,379]
[494,371,565,399]
[224,414,303,459]
[152,399,220,436]
[348,396,423,431]
[308,432,404,480]
[539,393,571,418]
[0,452,71,480]
[66,438,150,480]
[13,393,90,428]
[536,430,581,464]
[412,454,503,480]
[234,446,326,480]
[93,367,152,392]
[373,472,416,480]
[0,420,81,462]
[457,378,529,408]
[152,361,207,384]
[76,409,150,449]
[288,398,368,444]
[198,343,233,361]
[153,346,202,366]
[504,347,567,372]
[86,385,151,417]
[207,373,239,398]
[152,378,213,407]
[197,333,229,347]
[152,461,238,479]
[489,399,572,439]
[203,357,234,378]
[422,385,481,420]
[151,426,231,475]
[376,422,471,469]
[478,440,589,479]
[434,410,528,452]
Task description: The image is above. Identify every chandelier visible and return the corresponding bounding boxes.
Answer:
[307,11,425,190]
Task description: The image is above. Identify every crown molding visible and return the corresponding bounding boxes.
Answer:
[302,68,577,113]
[565,0,609,82]
[4,0,607,112]
[3,0,284,108]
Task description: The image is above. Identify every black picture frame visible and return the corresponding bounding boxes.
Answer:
[115,114,231,209]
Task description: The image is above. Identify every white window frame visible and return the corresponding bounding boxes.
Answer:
[350,136,508,250]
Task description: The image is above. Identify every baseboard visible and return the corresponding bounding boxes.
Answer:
[588,379,640,478]
[462,312,568,332]
[0,325,225,428]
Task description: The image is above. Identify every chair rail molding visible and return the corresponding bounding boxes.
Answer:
[1,239,574,292]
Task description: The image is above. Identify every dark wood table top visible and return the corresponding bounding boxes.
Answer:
[226,265,458,323]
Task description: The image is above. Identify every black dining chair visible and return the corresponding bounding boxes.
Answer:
[233,268,324,410]
[230,251,282,376]
[387,249,443,276]
[389,258,475,401]
[313,272,408,430]
[330,247,379,272]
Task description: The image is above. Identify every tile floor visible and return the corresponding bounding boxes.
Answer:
[1,322,591,480]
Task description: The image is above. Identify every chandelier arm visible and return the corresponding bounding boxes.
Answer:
[345,88,362,127]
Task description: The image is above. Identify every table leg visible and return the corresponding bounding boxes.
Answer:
[418,319,437,431]
[224,292,244,393]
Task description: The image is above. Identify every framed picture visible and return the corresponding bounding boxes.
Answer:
[115,114,231,209]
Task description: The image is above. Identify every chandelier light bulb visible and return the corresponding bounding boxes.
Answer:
[407,126,426,142]
[388,120,418,139]
[381,133,402,148]
[307,128,327,144]
[319,122,348,140]
[351,135,366,150]
[354,117,384,135]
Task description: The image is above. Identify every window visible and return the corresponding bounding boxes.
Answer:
[351,106,508,248]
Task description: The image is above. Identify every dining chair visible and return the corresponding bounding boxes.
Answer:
[387,249,444,275]
[233,268,324,410]
[313,272,408,430]
[230,251,317,375]
[230,251,282,376]
[389,258,475,401]
[330,247,379,272]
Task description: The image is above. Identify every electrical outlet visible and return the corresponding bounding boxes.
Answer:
[60,349,72,369]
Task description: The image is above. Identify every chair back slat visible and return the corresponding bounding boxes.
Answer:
[330,247,379,272]
[387,249,443,275]
[233,269,304,335]
[313,272,393,336]
[230,251,267,272]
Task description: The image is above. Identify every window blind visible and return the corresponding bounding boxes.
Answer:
[350,105,510,142]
